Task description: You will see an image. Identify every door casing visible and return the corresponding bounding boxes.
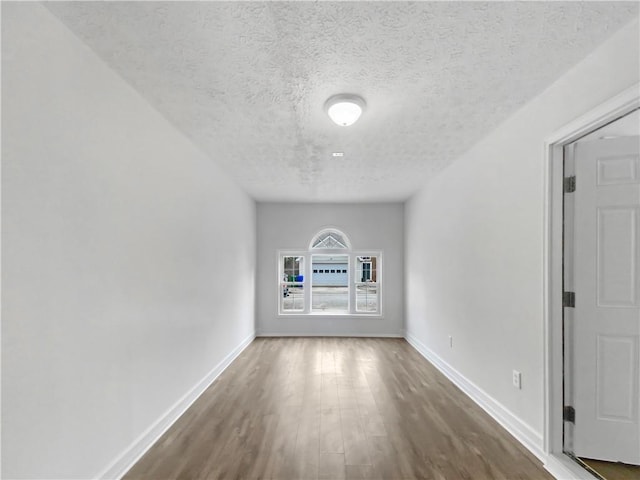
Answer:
[543,83,640,479]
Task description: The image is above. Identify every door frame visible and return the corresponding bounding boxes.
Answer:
[543,83,639,478]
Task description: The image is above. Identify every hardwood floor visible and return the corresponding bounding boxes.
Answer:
[124,337,552,479]
[580,458,640,480]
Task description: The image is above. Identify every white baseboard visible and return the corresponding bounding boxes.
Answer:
[256,331,403,338]
[544,454,600,480]
[96,332,256,480]
[405,332,546,462]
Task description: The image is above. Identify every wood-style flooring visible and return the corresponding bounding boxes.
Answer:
[124,337,552,479]
[581,458,640,480]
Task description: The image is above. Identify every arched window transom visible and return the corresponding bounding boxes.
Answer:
[310,228,351,250]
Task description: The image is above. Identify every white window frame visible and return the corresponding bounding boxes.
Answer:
[310,252,350,313]
[278,252,306,314]
[277,230,383,316]
[355,254,380,313]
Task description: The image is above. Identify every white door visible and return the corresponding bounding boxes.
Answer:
[572,135,640,464]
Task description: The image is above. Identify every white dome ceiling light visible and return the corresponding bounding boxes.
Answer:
[325,94,366,126]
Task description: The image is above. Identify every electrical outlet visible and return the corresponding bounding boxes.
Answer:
[512,370,522,389]
[449,335,453,348]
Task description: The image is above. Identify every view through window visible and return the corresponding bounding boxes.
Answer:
[279,229,381,315]
[311,254,349,313]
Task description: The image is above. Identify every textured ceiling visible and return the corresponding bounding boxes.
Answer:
[45,1,638,202]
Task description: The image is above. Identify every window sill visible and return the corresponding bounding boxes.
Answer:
[278,312,383,318]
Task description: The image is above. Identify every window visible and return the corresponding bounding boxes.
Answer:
[278,229,381,315]
[356,256,379,313]
[280,256,305,312]
[312,254,349,313]
[311,230,350,249]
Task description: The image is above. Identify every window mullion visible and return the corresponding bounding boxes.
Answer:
[348,252,355,314]
[304,253,311,314]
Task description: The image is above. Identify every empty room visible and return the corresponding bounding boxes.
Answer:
[2,2,639,479]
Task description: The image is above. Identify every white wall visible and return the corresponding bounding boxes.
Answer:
[405,18,639,455]
[257,203,403,336]
[1,4,256,478]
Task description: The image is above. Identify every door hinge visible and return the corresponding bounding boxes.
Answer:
[564,176,576,193]
[563,406,575,423]
[563,291,575,308]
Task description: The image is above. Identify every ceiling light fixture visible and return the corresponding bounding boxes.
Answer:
[325,94,366,126]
